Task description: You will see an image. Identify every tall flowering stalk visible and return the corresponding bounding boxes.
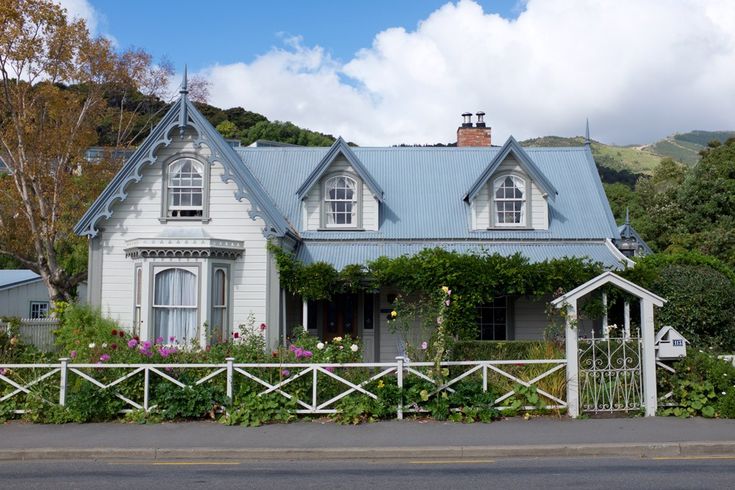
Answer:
[432,286,452,381]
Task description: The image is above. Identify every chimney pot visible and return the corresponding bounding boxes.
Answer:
[461,112,473,128]
[475,111,486,128]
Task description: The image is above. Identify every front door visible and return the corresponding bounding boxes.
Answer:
[322,293,357,341]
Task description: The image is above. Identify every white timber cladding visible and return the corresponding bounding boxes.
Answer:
[471,157,548,230]
[302,155,379,231]
[95,130,268,335]
[0,281,50,318]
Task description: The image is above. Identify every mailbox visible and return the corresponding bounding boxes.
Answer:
[655,326,689,360]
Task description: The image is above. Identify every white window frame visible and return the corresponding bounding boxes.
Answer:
[29,301,49,319]
[321,174,361,229]
[210,265,230,343]
[492,174,528,228]
[160,156,210,222]
[133,266,142,336]
[151,265,200,343]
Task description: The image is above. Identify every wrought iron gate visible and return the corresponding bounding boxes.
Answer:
[578,336,643,413]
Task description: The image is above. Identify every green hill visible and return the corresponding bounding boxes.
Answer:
[645,130,735,166]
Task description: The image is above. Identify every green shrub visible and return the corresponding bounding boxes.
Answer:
[154,383,225,420]
[65,382,125,422]
[222,393,295,427]
[449,340,564,361]
[54,303,124,358]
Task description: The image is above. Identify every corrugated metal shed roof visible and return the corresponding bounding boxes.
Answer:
[238,145,620,240]
[296,241,626,270]
[0,269,41,290]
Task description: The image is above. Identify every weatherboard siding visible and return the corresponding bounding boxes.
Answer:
[0,281,50,318]
[95,137,268,333]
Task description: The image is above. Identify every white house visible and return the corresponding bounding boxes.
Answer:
[0,270,51,319]
[75,78,631,360]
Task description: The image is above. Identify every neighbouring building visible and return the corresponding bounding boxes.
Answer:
[74,77,630,361]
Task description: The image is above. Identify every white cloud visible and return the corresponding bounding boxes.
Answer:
[201,0,735,145]
[56,0,99,34]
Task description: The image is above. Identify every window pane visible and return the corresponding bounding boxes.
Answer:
[154,268,197,306]
[213,269,226,306]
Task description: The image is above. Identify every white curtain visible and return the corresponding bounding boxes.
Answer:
[154,268,198,342]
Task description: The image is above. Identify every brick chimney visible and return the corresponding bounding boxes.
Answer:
[457,111,492,147]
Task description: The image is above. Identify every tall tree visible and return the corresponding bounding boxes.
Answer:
[0,0,172,301]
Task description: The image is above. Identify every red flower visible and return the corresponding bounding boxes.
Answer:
[133,335,140,341]
[111,329,118,336]
[272,350,279,358]
[260,323,267,331]
[233,332,240,339]
[119,331,126,338]
[110,343,118,350]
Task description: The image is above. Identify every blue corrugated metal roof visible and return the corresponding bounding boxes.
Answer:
[296,241,626,270]
[239,144,620,240]
[0,269,41,290]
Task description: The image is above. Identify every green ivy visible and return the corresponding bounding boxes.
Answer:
[269,243,604,338]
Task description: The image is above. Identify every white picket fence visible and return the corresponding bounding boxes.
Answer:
[0,319,58,351]
[0,358,568,417]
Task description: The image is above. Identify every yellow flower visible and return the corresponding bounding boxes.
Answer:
[377,380,385,389]
[441,286,449,293]
[390,310,397,318]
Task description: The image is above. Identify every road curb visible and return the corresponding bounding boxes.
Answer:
[1,441,735,461]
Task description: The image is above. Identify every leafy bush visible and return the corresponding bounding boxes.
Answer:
[65,382,125,422]
[659,351,735,418]
[222,393,295,427]
[154,383,225,420]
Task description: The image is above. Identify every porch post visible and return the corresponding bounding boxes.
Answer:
[601,291,608,338]
[624,300,631,339]
[302,299,309,330]
[640,299,657,416]
[565,301,579,418]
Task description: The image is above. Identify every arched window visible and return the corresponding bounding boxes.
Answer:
[324,175,358,227]
[211,267,228,342]
[493,175,526,226]
[167,159,204,218]
[153,267,198,342]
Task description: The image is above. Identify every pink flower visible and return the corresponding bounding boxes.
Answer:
[155,337,164,344]
[142,341,152,349]
[70,350,78,359]
[0,368,6,376]
[325,366,334,373]
[169,336,176,343]
[303,350,313,358]
[233,332,240,339]
[281,369,290,377]
[294,347,304,358]
[127,339,138,348]
[260,323,267,331]
[100,354,111,362]
[445,300,450,306]
[421,341,428,350]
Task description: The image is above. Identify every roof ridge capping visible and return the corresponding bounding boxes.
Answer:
[295,137,384,202]
[464,136,558,202]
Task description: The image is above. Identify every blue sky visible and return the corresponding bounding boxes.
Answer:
[68,0,735,146]
[91,0,523,70]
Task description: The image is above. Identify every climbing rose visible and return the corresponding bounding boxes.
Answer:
[421,341,428,350]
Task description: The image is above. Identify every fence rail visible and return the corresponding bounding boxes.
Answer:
[0,358,567,418]
[0,319,58,352]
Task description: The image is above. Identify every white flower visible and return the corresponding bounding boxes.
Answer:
[333,336,342,342]
[102,343,107,348]
[723,391,727,395]
[88,343,96,349]
[350,344,358,352]
[316,342,325,350]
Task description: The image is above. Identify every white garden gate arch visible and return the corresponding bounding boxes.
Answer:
[551,272,666,417]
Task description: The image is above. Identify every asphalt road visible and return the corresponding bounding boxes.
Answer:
[1,456,734,489]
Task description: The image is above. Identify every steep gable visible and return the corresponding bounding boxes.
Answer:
[74,87,293,239]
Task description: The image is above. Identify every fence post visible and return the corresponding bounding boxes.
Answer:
[396,356,404,420]
[143,367,150,412]
[226,357,234,405]
[59,357,69,406]
[565,302,580,418]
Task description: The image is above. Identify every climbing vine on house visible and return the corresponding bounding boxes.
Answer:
[269,243,604,339]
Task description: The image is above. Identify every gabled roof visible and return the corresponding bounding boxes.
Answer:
[295,137,384,202]
[465,136,558,202]
[242,145,620,241]
[74,88,293,239]
[0,269,41,291]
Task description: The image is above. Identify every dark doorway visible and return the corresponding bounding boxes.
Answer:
[322,293,358,341]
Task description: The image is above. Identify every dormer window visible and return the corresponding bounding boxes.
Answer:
[323,175,359,228]
[164,158,209,220]
[493,175,526,227]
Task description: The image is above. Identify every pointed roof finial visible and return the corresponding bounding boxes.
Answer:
[180,65,188,95]
[178,65,189,138]
[625,207,630,225]
[584,118,591,146]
